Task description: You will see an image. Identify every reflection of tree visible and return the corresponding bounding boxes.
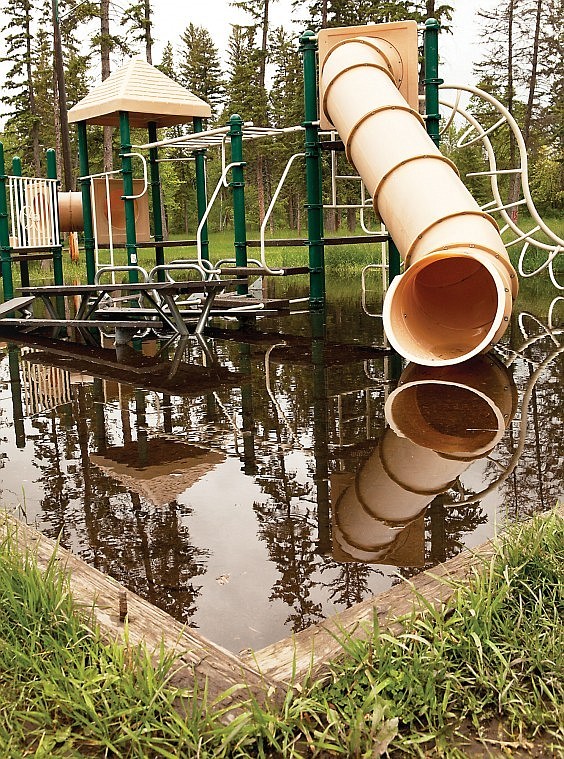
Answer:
[27,380,210,625]
[253,443,325,631]
[320,559,379,608]
[260,510,325,631]
[472,339,563,520]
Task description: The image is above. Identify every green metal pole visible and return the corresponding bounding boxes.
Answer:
[8,346,26,448]
[239,343,256,475]
[119,111,138,284]
[10,156,30,289]
[77,121,96,284]
[388,237,401,287]
[46,149,65,317]
[148,121,165,281]
[0,143,14,301]
[229,114,248,295]
[193,116,209,264]
[300,30,325,310]
[310,310,331,554]
[424,18,442,148]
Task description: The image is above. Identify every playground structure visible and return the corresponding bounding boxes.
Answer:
[0,20,562,364]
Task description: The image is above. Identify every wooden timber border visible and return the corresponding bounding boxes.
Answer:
[1,504,562,719]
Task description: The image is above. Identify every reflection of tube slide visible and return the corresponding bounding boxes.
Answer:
[333,355,517,563]
[320,30,518,366]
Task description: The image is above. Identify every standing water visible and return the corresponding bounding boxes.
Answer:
[0,278,562,653]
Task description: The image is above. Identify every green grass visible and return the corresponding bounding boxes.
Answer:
[4,212,562,290]
[0,509,562,757]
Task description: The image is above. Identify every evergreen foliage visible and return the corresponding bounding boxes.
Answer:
[0,0,561,228]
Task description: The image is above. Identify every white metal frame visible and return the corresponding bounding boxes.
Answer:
[438,84,563,289]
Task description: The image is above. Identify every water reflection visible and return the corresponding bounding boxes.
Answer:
[333,355,517,563]
[0,288,562,651]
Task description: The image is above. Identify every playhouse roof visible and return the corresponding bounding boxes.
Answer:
[68,57,211,128]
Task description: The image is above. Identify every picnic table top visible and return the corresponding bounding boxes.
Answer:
[17,279,246,296]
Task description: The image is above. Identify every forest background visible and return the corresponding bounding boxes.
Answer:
[0,0,562,239]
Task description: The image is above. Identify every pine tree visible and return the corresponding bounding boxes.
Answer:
[156,41,176,80]
[292,0,452,31]
[474,0,563,211]
[122,0,154,63]
[269,26,305,231]
[1,0,42,173]
[222,24,269,224]
[177,24,225,123]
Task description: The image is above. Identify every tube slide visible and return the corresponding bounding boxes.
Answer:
[320,33,518,366]
[333,355,517,562]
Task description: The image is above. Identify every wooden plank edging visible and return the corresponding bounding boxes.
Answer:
[242,503,564,684]
[2,505,561,713]
[0,513,274,716]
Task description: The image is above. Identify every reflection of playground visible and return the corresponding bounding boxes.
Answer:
[6,332,244,397]
[332,355,517,565]
[90,439,225,508]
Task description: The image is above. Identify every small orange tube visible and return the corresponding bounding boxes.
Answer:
[320,35,518,366]
[58,191,84,232]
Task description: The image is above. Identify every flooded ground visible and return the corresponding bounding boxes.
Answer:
[0,277,562,653]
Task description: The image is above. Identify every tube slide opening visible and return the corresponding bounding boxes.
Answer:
[383,252,509,365]
[386,382,503,456]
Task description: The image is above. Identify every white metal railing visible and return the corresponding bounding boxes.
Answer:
[20,347,73,416]
[8,176,60,248]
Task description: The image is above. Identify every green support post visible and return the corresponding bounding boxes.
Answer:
[77,122,96,284]
[424,18,443,148]
[8,346,26,448]
[46,149,65,317]
[239,344,256,475]
[388,237,401,287]
[11,156,30,289]
[311,310,331,554]
[229,114,248,296]
[0,143,14,301]
[300,30,325,310]
[119,111,138,284]
[148,121,165,280]
[193,116,209,264]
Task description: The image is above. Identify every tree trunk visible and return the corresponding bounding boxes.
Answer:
[24,12,41,174]
[347,207,356,232]
[101,0,113,172]
[53,1,73,190]
[256,158,266,225]
[523,0,542,148]
[506,0,520,220]
[259,0,269,91]
[144,0,153,64]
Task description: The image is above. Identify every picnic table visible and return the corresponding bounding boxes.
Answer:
[7,279,244,336]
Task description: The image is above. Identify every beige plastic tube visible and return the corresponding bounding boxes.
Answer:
[321,36,518,365]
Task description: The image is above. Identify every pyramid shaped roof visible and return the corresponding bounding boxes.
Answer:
[68,57,211,128]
